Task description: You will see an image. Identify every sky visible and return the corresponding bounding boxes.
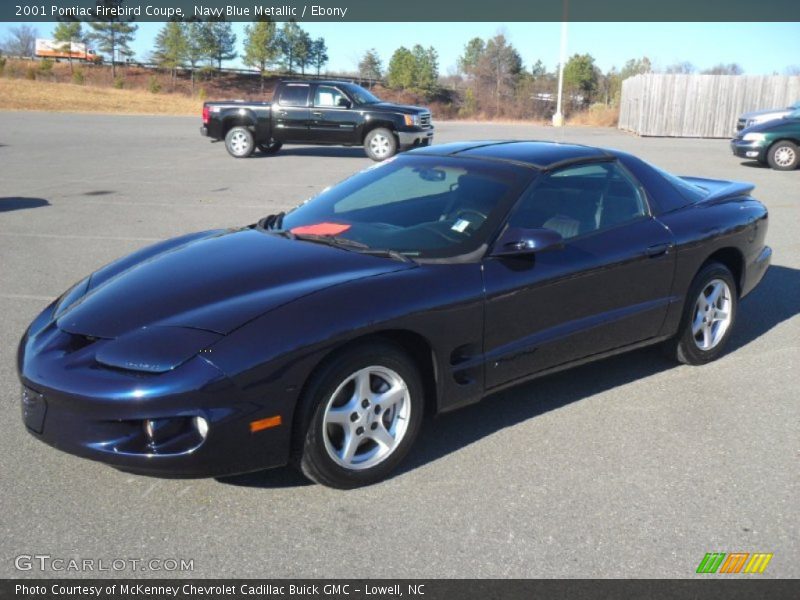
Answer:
[2,21,799,76]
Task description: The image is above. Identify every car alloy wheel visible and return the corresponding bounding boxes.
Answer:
[321,366,411,470]
[772,145,796,168]
[691,278,733,351]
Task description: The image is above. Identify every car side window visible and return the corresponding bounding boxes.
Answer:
[509,162,647,240]
[277,84,310,107]
[314,86,346,107]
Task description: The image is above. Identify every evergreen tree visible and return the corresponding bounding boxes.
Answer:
[386,47,416,89]
[200,21,237,71]
[88,1,138,78]
[276,21,307,74]
[563,53,598,106]
[358,49,383,86]
[309,38,328,76]
[243,19,279,93]
[184,21,205,92]
[52,20,82,73]
[153,21,187,86]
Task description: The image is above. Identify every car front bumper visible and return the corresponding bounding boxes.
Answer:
[398,127,434,149]
[730,138,767,161]
[18,315,293,478]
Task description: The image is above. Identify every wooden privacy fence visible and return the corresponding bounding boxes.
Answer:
[619,74,800,138]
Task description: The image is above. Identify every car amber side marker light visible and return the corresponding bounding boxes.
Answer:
[250,415,282,433]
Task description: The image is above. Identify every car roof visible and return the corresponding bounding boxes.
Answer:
[281,80,356,87]
[409,140,614,169]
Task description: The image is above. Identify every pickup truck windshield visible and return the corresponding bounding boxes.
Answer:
[275,155,533,259]
[342,83,381,104]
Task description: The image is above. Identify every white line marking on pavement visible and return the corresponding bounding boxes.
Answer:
[0,232,162,242]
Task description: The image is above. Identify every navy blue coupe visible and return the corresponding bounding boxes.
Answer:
[18,141,771,488]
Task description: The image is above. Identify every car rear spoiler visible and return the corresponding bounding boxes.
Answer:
[678,176,755,202]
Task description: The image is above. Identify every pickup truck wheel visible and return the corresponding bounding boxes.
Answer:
[225,126,255,158]
[766,141,799,170]
[257,140,283,155]
[364,128,397,162]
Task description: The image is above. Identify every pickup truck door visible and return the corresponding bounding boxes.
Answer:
[309,84,361,144]
[272,83,311,142]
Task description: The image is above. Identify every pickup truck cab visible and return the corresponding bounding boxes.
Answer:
[201,80,434,161]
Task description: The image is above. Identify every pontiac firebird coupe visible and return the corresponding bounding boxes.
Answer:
[18,141,771,488]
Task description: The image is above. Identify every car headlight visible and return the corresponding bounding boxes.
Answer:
[403,114,420,127]
[742,132,766,142]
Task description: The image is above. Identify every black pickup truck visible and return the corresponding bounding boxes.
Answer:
[200,80,434,161]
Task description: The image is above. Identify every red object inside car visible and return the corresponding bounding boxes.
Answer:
[290,223,352,236]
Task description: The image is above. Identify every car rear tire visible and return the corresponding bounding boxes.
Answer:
[664,262,738,365]
[766,140,799,171]
[294,341,424,488]
[257,140,283,155]
[225,126,255,158]
[364,128,398,162]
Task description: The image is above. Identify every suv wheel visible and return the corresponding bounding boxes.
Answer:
[225,126,255,158]
[364,128,398,162]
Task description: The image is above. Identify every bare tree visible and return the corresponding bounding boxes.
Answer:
[4,25,38,58]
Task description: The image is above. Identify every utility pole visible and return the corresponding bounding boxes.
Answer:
[552,0,568,127]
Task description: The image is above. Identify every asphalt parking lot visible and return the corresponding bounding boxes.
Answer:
[0,112,797,578]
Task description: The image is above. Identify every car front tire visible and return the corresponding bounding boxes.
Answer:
[364,128,398,162]
[225,126,255,158]
[766,140,799,171]
[294,341,424,488]
[665,262,738,365]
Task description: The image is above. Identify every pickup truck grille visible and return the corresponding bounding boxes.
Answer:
[419,112,432,128]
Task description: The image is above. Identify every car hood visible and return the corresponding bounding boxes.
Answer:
[57,228,414,339]
[367,102,428,115]
[741,117,800,135]
[740,107,792,120]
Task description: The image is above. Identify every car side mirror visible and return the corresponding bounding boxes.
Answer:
[491,227,564,257]
[337,97,352,108]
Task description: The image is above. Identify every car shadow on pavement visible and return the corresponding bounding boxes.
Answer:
[257,146,367,159]
[738,160,769,169]
[0,197,50,213]
[220,264,800,489]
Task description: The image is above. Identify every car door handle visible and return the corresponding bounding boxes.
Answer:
[644,243,672,257]
[278,110,288,116]
[311,111,323,117]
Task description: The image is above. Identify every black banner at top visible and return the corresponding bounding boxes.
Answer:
[3,0,800,22]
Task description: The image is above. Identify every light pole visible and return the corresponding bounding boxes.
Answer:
[552,1,568,127]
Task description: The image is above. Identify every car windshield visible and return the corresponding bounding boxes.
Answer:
[342,83,381,104]
[273,155,534,259]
